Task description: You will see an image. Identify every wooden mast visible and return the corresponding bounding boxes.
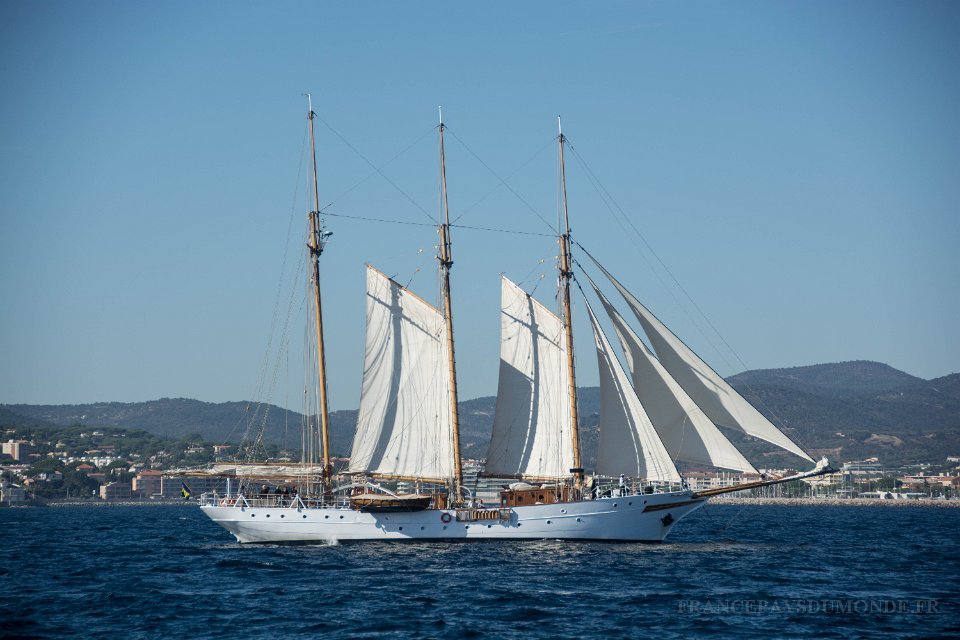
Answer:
[438,107,464,504]
[305,94,333,493]
[557,116,583,494]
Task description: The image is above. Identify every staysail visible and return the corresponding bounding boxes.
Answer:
[591,257,814,463]
[589,280,757,473]
[586,303,682,482]
[348,266,455,480]
[484,276,574,479]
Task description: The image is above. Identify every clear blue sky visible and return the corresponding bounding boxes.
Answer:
[1,1,957,410]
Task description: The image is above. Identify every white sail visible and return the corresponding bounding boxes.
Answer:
[348,266,455,480]
[586,304,682,483]
[590,282,757,474]
[485,276,574,479]
[592,258,814,463]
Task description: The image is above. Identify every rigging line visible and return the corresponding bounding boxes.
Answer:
[242,122,312,449]
[250,254,309,458]
[313,114,436,224]
[566,142,742,373]
[450,222,554,237]
[565,146,795,436]
[322,209,436,227]
[450,136,556,224]
[320,125,437,213]
[514,257,549,288]
[444,126,557,234]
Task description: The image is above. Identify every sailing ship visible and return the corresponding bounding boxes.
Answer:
[198,103,832,543]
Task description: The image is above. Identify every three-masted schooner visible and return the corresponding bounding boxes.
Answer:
[199,106,831,543]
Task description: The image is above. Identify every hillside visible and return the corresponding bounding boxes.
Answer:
[726,360,925,397]
[4,361,958,467]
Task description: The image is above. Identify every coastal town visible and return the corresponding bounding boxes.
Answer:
[3,427,959,507]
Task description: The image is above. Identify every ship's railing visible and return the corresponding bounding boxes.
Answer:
[199,492,351,509]
[590,480,687,499]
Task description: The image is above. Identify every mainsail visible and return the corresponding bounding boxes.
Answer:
[485,276,574,479]
[589,281,757,473]
[586,303,682,483]
[591,257,814,463]
[348,266,455,480]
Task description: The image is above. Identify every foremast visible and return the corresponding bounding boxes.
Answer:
[557,117,583,494]
[438,108,464,504]
[305,94,333,494]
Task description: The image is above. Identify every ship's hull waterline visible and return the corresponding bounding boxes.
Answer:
[200,491,705,543]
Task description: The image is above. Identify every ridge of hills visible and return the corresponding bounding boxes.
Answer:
[4,361,959,467]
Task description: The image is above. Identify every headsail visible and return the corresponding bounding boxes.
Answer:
[586,303,682,483]
[590,257,814,463]
[484,276,574,479]
[589,280,757,474]
[348,266,455,480]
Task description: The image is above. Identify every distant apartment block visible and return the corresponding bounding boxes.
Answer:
[132,471,163,497]
[2,440,32,461]
[0,480,27,504]
[100,481,133,500]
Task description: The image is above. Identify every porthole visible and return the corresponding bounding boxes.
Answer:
[251,514,255,517]
[546,520,552,524]
[398,527,403,531]
[281,515,285,518]
[420,526,425,531]
[442,525,447,530]
[339,515,344,519]
[613,503,618,507]
[487,524,492,528]
[324,515,329,519]
[561,509,566,514]
[576,517,582,522]
[302,515,307,519]
[266,514,270,518]
[465,525,470,529]
[628,502,633,506]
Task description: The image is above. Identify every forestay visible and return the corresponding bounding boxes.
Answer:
[591,258,814,463]
[349,266,455,480]
[485,276,574,479]
[586,303,682,483]
[589,281,757,474]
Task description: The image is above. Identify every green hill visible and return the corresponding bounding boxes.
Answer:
[4,361,958,467]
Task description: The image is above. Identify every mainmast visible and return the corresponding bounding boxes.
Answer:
[557,116,583,493]
[438,107,464,504]
[305,94,333,493]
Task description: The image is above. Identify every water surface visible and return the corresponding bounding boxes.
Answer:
[3,504,957,639]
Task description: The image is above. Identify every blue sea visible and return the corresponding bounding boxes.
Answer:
[2,504,958,639]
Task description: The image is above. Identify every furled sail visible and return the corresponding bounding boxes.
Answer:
[484,276,574,479]
[591,257,814,463]
[586,303,682,483]
[348,266,455,480]
[589,281,757,474]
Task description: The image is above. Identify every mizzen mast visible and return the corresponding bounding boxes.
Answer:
[557,116,583,494]
[305,94,333,493]
[438,107,464,504]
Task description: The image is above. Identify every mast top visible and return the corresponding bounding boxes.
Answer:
[304,92,314,118]
[557,114,562,137]
[438,104,443,127]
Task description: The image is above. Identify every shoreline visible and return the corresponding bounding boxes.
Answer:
[7,497,958,509]
[6,499,195,508]
[708,496,960,508]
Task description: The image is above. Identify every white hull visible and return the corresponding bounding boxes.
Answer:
[200,491,705,543]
